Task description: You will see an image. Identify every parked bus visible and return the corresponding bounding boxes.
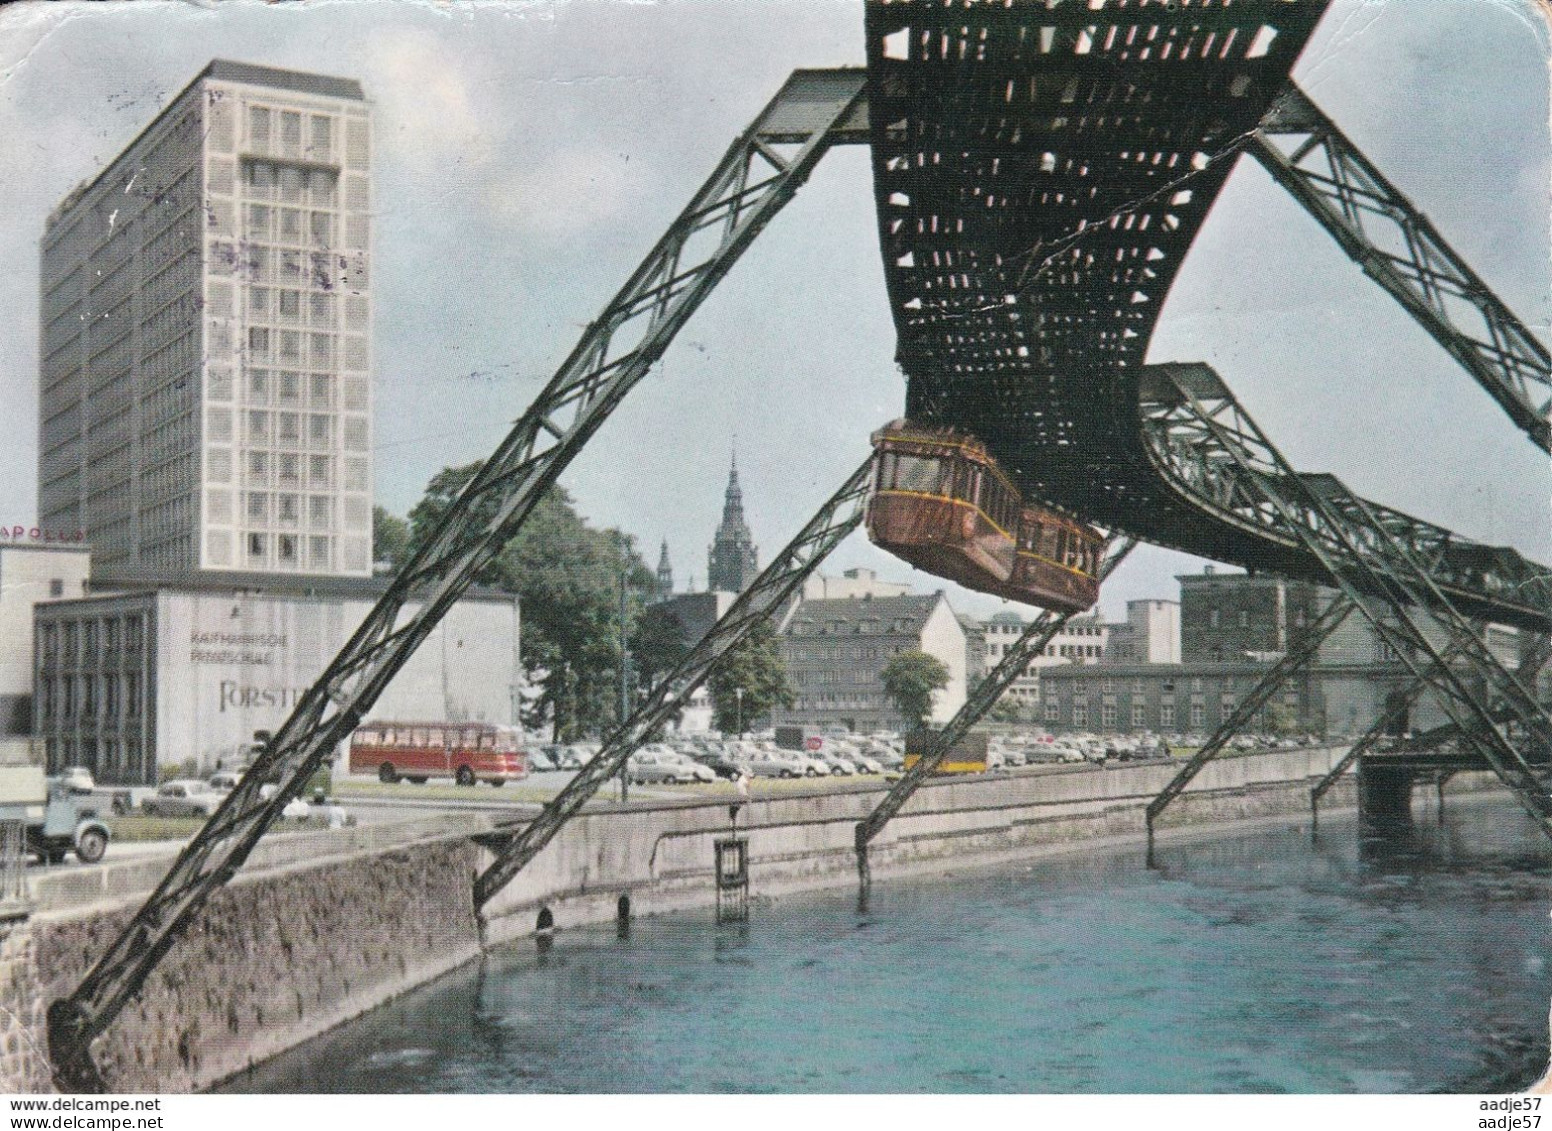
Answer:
[348,721,528,786]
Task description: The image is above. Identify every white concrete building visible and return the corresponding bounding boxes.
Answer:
[40,61,373,581]
[1104,599,1181,664]
[33,580,519,784]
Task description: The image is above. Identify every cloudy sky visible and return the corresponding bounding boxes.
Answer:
[0,0,1546,623]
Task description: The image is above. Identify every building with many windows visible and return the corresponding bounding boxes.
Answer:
[1177,567,1319,662]
[39,60,373,581]
[776,592,967,732]
[0,544,92,736]
[974,609,1108,713]
[33,577,519,785]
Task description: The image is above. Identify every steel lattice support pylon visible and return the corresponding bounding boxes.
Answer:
[474,461,871,911]
[1251,84,1552,452]
[1309,635,1552,825]
[1147,366,1552,839]
[45,68,869,1094]
[852,538,1137,894]
[1144,594,1356,845]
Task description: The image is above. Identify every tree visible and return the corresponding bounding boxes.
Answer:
[372,506,412,572]
[405,462,655,741]
[989,697,1024,725]
[881,650,951,731]
[708,621,793,735]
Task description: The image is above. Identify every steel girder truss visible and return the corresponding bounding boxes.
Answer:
[852,538,1137,893]
[1141,364,1552,838]
[1250,84,1552,452]
[1139,365,1552,631]
[474,461,871,910]
[1308,635,1552,821]
[46,67,869,1094]
[1143,594,1356,841]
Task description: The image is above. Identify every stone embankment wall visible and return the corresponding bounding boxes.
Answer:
[0,748,1504,1092]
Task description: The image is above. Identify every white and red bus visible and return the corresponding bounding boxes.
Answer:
[348,721,528,786]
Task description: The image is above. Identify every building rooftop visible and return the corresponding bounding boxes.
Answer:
[785,592,945,637]
[48,58,365,229]
[202,59,365,101]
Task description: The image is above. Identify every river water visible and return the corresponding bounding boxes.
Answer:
[223,797,1551,1093]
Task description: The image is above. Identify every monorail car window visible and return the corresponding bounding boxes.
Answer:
[894,454,944,494]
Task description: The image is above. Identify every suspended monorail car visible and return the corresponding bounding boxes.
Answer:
[866,420,1104,615]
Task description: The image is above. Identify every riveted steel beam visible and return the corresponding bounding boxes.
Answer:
[853,537,1137,893]
[474,461,871,911]
[1252,84,1552,452]
[1144,594,1355,843]
[1150,366,1552,840]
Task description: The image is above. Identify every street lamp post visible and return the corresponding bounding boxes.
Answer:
[735,686,744,738]
[619,568,631,804]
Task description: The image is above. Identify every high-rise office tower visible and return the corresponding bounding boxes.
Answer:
[39,60,373,579]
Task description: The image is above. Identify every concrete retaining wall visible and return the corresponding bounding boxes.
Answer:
[0,747,1507,1092]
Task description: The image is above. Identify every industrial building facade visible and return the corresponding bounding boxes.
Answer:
[33,581,520,785]
[39,60,374,581]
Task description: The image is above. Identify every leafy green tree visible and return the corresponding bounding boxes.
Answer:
[405,462,654,741]
[372,506,412,572]
[881,650,951,730]
[989,696,1024,725]
[708,621,793,735]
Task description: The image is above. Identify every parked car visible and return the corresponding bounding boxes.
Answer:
[143,780,224,818]
[817,753,857,776]
[745,749,808,778]
[208,769,243,792]
[628,751,714,785]
[691,754,744,780]
[528,750,559,772]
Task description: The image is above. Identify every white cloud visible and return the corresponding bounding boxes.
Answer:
[360,25,496,172]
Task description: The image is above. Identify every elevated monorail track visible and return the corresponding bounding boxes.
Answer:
[865,0,1551,632]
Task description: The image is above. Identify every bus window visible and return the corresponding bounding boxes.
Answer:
[428,728,444,746]
[461,728,479,748]
[478,733,495,750]
[411,728,429,747]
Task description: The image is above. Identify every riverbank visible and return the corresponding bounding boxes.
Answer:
[0,746,1510,1092]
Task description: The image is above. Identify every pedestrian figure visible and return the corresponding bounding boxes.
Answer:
[729,771,751,828]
